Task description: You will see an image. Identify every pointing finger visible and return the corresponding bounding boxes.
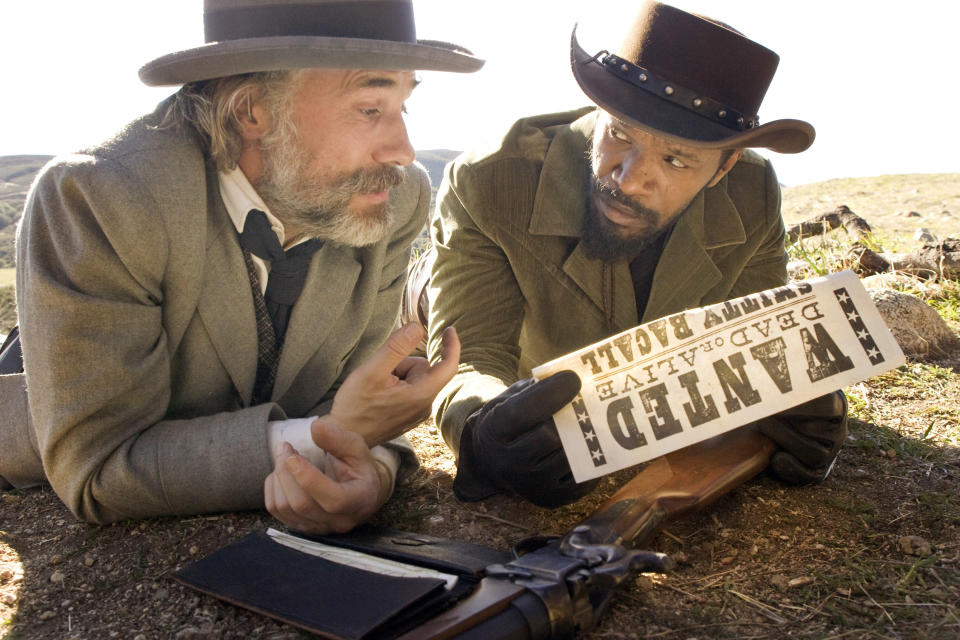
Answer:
[354,322,424,381]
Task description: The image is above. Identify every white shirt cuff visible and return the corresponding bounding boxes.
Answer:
[268,417,326,471]
[267,419,402,494]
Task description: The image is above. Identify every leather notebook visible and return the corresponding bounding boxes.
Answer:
[173,527,511,639]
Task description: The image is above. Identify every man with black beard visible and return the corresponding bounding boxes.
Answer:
[426,1,848,508]
[0,0,483,533]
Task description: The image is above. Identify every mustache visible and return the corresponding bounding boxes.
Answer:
[591,178,651,218]
[338,164,406,194]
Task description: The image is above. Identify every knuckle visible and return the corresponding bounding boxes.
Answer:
[289,494,315,515]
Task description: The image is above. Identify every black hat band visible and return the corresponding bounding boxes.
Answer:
[205,1,417,43]
[595,52,760,132]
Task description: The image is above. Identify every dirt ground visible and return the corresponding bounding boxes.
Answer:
[1,174,958,639]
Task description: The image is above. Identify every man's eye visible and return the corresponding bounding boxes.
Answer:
[666,156,687,169]
[361,107,381,118]
[607,126,630,143]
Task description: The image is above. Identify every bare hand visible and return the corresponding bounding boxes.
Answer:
[264,418,390,535]
[331,323,460,446]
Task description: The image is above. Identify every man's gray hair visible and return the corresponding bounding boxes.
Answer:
[160,70,303,171]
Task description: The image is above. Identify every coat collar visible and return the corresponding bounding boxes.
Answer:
[525,108,750,329]
[528,110,596,238]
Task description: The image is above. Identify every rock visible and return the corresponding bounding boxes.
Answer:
[788,576,815,588]
[905,211,921,217]
[50,570,66,584]
[38,610,56,620]
[899,535,933,557]
[867,289,960,361]
[914,228,938,244]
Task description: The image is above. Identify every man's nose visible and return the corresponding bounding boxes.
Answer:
[612,148,657,197]
[373,114,415,167]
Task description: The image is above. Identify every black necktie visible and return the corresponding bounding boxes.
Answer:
[237,209,322,346]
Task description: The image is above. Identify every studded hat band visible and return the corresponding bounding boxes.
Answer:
[596,52,760,132]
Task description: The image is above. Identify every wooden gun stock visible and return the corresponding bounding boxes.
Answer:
[573,425,777,549]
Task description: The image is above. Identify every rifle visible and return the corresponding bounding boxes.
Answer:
[398,424,776,639]
[174,425,775,640]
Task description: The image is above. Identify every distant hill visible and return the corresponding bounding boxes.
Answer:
[0,155,53,268]
[415,149,459,193]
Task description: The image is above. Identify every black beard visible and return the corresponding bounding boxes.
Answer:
[580,179,676,262]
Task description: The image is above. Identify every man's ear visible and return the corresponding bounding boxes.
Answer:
[236,95,270,142]
[706,149,744,188]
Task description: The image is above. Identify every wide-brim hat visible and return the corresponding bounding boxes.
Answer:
[140,0,484,86]
[570,1,813,153]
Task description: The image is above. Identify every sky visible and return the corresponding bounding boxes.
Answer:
[2,0,957,186]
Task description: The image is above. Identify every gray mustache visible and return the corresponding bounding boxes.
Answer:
[343,165,406,194]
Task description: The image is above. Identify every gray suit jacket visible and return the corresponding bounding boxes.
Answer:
[428,109,787,452]
[2,101,427,523]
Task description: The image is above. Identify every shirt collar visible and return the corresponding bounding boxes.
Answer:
[218,166,289,246]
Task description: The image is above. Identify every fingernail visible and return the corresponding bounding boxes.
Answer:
[403,322,422,340]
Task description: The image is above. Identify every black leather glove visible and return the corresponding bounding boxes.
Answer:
[453,370,600,508]
[758,391,848,484]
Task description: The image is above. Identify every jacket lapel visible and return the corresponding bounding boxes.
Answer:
[643,180,746,322]
[272,244,362,400]
[197,198,259,401]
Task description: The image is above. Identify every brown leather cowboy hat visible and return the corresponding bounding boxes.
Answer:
[140,0,484,86]
[571,1,813,153]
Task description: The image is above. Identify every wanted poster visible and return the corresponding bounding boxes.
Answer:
[532,271,906,483]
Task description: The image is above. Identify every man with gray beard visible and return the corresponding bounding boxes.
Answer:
[0,0,482,534]
[426,1,847,509]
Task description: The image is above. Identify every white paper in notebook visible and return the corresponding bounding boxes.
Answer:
[532,271,905,483]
